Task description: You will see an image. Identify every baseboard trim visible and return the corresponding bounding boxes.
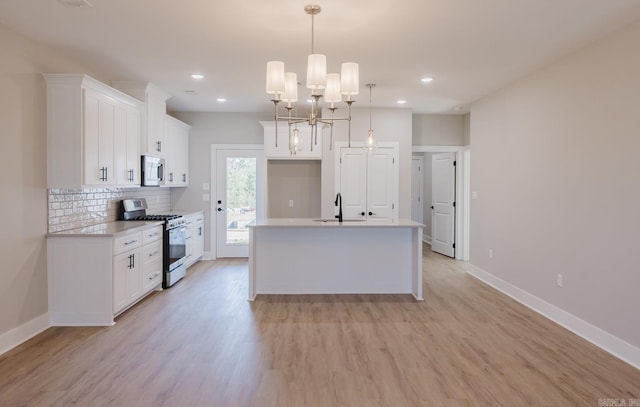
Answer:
[465,263,640,370]
[203,251,215,261]
[423,234,431,245]
[0,313,50,356]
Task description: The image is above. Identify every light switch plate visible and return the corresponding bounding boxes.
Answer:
[202,194,210,201]
[202,183,210,191]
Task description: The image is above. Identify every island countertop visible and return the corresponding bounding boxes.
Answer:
[248,218,424,228]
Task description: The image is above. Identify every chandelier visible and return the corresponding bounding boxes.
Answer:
[265,4,359,152]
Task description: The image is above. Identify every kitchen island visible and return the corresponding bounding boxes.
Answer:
[247,218,424,301]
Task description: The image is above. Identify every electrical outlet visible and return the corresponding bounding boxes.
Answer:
[557,274,563,287]
[289,199,294,207]
[202,183,210,191]
[489,249,493,259]
[472,191,478,200]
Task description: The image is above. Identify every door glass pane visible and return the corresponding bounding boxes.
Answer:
[226,157,256,245]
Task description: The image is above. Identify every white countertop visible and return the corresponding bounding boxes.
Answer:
[47,220,163,237]
[248,218,424,228]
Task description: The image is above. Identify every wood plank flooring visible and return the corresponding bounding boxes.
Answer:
[1,245,639,406]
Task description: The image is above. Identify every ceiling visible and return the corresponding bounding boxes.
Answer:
[2,0,640,114]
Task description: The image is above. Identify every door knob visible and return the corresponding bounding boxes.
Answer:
[217,208,222,212]
[431,206,434,209]
[360,212,366,216]
[368,211,376,216]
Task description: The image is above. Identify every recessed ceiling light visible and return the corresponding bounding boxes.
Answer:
[454,106,463,111]
[397,100,407,104]
[420,77,434,83]
[216,98,227,102]
[190,73,204,80]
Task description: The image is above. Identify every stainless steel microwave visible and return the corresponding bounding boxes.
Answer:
[141,155,165,186]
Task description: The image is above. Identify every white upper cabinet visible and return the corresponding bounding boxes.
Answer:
[164,115,190,187]
[111,81,171,158]
[114,102,141,185]
[44,74,142,189]
[337,144,399,221]
[260,121,322,159]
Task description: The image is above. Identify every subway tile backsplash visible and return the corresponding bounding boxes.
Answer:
[48,187,171,233]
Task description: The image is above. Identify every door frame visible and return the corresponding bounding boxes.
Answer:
[411,156,424,224]
[210,144,265,259]
[413,145,470,261]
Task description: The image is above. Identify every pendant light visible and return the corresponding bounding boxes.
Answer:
[266,4,360,152]
[364,83,377,151]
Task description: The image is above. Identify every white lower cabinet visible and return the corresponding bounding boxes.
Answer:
[48,223,164,326]
[113,243,142,315]
[185,212,204,268]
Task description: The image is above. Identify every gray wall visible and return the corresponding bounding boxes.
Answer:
[170,112,270,253]
[0,23,111,340]
[412,114,466,146]
[470,20,640,348]
[267,161,321,218]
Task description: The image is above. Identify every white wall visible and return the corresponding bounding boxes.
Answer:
[0,23,108,340]
[470,20,640,349]
[320,107,412,219]
[170,112,270,253]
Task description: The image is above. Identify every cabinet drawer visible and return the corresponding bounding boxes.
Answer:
[113,232,142,255]
[143,258,163,293]
[186,214,204,227]
[142,225,163,245]
[142,240,162,265]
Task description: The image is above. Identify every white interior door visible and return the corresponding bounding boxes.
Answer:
[431,152,455,257]
[366,147,397,220]
[215,148,264,258]
[339,147,367,219]
[411,157,423,224]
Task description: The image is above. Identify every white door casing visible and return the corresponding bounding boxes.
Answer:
[213,146,264,258]
[411,157,424,224]
[431,152,456,257]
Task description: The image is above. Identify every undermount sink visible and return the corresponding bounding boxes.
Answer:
[312,218,366,222]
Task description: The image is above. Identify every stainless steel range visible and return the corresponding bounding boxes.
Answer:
[119,198,187,288]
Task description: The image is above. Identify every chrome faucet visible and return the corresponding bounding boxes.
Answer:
[334,193,343,223]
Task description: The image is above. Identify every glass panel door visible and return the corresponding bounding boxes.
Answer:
[215,148,263,257]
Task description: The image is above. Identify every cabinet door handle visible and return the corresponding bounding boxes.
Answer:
[182,173,187,182]
[360,212,366,216]
[100,167,108,182]
[156,140,162,152]
[368,211,376,216]
[131,253,135,269]
[198,226,202,236]
[127,254,133,269]
[169,172,174,182]
[124,240,137,246]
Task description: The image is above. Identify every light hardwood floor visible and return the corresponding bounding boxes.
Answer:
[1,245,639,406]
